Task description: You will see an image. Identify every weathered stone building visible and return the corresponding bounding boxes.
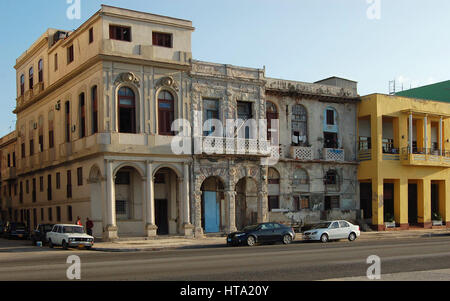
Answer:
[0,5,362,240]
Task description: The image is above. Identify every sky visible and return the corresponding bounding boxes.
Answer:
[0,0,449,136]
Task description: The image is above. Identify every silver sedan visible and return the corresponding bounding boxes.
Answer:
[302,220,361,243]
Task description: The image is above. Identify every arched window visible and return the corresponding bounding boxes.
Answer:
[293,168,309,185]
[20,74,25,96]
[266,101,278,142]
[158,90,175,136]
[118,87,136,133]
[79,93,86,138]
[38,59,43,84]
[29,67,34,90]
[91,86,98,134]
[292,104,308,146]
[268,167,280,184]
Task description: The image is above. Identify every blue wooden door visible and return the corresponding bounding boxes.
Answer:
[204,191,220,233]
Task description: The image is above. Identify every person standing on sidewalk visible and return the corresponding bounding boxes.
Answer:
[76,216,82,226]
[86,217,94,236]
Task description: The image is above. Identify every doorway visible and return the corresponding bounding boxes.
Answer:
[431,183,439,218]
[408,183,418,224]
[324,132,338,148]
[203,191,220,233]
[360,182,372,219]
[155,199,169,235]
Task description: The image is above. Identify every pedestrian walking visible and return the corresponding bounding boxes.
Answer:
[86,217,94,236]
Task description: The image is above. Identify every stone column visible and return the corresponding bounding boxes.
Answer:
[225,190,237,233]
[257,191,269,223]
[440,117,443,156]
[182,163,194,237]
[193,190,204,238]
[145,161,157,237]
[105,160,118,240]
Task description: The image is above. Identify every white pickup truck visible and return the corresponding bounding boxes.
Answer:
[46,224,94,250]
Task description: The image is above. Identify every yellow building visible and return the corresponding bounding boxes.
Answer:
[358,94,450,231]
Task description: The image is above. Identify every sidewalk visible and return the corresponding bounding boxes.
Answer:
[91,228,450,252]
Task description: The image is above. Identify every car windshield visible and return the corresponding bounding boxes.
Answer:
[63,226,84,234]
[312,222,331,229]
[43,225,53,232]
[13,224,26,230]
[243,225,259,232]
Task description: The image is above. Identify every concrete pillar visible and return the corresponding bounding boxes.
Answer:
[394,178,409,229]
[182,164,194,237]
[225,190,237,233]
[372,177,384,231]
[409,113,413,152]
[440,117,443,156]
[418,178,432,228]
[145,161,157,237]
[104,160,118,240]
[193,190,204,238]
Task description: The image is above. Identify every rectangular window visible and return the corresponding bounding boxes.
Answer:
[109,25,131,42]
[12,152,16,167]
[67,206,73,222]
[7,154,10,167]
[326,110,335,125]
[21,143,25,158]
[39,176,44,192]
[203,99,219,137]
[30,139,34,156]
[89,27,94,44]
[19,182,23,204]
[77,167,83,186]
[14,184,17,196]
[79,93,86,138]
[56,172,61,189]
[268,196,279,211]
[67,45,74,64]
[54,53,58,71]
[47,174,52,201]
[92,86,98,134]
[56,206,61,222]
[39,134,44,152]
[67,170,72,198]
[65,101,71,142]
[48,208,53,221]
[32,178,36,203]
[325,196,340,210]
[41,208,44,221]
[152,32,172,48]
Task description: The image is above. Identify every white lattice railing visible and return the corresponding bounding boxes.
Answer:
[290,146,314,161]
[323,148,345,162]
[201,136,270,155]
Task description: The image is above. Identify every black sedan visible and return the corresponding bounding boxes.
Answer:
[227,222,295,247]
[4,222,29,240]
[30,224,54,246]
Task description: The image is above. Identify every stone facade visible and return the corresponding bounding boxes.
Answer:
[0,5,362,240]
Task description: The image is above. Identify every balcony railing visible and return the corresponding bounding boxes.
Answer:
[401,147,450,166]
[358,149,371,161]
[290,146,313,161]
[322,148,345,162]
[199,136,271,156]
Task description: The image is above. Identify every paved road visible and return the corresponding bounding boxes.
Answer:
[2,235,450,281]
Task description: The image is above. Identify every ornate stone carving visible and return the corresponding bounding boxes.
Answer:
[156,76,179,92]
[114,72,140,87]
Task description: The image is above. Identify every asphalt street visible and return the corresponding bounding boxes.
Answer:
[2,235,450,281]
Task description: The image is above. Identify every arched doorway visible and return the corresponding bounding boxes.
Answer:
[201,177,224,233]
[153,167,180,235]
[114,166,144,236]
[235,177,258,230]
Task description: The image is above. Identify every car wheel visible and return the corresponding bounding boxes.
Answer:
[62,241,68,250]
[246,236,256,247]
[348,232,357,242]
[320,234,329,243]
[48,239,53,248]
[282,234,292,245]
